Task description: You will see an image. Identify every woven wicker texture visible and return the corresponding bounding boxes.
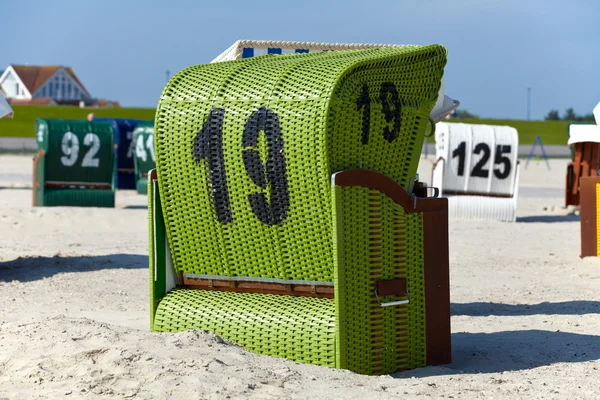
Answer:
[154,289,336,366]
[212,41,458,124]
[155,46,446,282]
[334,186,425,374]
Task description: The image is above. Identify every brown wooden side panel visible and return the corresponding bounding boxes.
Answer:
[580,177,599,258]
[566,163,577,207]
[591,142,600,171]
[567,143,600,207]
[182,276,334,299]
[422,202,452,366]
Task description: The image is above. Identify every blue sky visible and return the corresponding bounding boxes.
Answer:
[2,0,598,119]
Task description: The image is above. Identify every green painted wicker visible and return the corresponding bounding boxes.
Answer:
[333,185,425,373]
[33,119,116,207]
[43,188,115,207]
[151,46,448,374]
[155,290,336,366]
[133,121,156,195]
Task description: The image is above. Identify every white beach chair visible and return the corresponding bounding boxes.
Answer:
[432,122,520,222]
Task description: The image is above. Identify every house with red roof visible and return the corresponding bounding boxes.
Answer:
[0,65,120,107]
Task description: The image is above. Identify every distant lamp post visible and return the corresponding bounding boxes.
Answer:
[527,87,531,120]
[166,70,171,84]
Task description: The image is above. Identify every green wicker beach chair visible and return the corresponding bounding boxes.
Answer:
[133,121,155,194]
[150,46,451,375]
[33,119,116,207]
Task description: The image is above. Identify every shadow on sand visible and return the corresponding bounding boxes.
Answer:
[395,300,600,376]
[0,186,31,190]
[517,215,579,223]
[0,254,147,282]
[122,205,148,210]
[451,301,600,317]
[4,257,598,376]
[399,329,600,376]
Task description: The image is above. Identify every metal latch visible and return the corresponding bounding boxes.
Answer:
[374,279,410,307]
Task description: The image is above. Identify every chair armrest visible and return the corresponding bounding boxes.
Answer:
[332,169,450,373]
[148,169,179,329]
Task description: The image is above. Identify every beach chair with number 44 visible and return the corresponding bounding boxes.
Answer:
[133,121,155,195]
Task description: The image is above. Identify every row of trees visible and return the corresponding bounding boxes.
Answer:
[447,108,595,122]
[448,109,478,119]
[544,108,595,122]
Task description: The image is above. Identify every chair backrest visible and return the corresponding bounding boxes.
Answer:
[155,46,447,282]
[211,40,404,62]
[36,118,115,186]
[568,123,600,144]
[133,121,156,178]
[435,122,519,197]
[565,124,600,206]
[212,40,457,122]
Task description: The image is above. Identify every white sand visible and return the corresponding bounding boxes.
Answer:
[1,154,599,399]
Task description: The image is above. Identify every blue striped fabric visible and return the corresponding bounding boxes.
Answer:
[241,48,319,58]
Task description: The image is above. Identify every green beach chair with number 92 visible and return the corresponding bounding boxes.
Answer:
[33,119,117,207]
[149,45,453,375]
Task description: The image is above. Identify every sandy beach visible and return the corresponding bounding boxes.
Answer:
[0,153,598,399]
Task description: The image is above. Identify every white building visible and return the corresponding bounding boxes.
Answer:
[0,65,90,104]
[0,92,12,118]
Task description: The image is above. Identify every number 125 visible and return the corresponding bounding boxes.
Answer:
[451,142,512,180]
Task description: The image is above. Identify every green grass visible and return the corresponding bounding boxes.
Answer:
[0,106,156,137]
[0,106,580,145]
[440,119,573,145]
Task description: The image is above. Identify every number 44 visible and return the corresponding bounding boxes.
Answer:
[135,134,155,163]
[451,142,512,180]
